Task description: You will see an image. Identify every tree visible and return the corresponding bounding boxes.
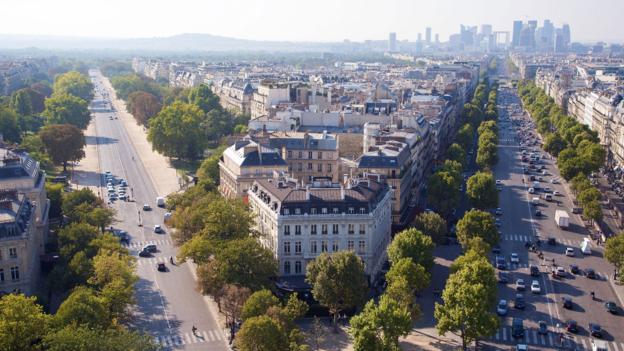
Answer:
[387,228,435,271]
[350,295,412,351]
[544,133,567,157]
[583,200,602,225]
[462,237,491,258]
[446,143,467,168]
[197,146,227,187]
[31,82,53,98]
[221,284,251,327]
[0,106,21,143]
[10,88,33,116]
[62,188,100,219]
[456,209,499,248]
[577,187,601,207]
[427,171,460,217]
[147,101,207,159]
[43,325,157,351]
[204,109,234,141]
[235,316,289,351]
[0,294,50,351]
[466,171,498,209]
[111,74,163,100]
[43,93,91,129]
[45,182,64,218]
[55,286,109,329]
[435,261,499,350]
[386,257,430,293]
[242,289,281,320]
[570,173,591,195]
[306,251,368,330]
[89,252,137,321]
[39,124,85,171]
[19,134,53,170]
[57,222,101,259]
[605,235,624,284]
[188,84,221,113]
[456,124,474,151]
[413,211,447,244]
[53,71,94,102]
[126,91,162,125]
[476,141,497,170]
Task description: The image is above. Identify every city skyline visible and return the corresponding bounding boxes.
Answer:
[1,0,623,43]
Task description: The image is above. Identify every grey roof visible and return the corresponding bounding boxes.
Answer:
[225,139,287,167]
[268,133,338,151]
[0,149,38,180]
[0,191,31,238]
[358,155,401,168]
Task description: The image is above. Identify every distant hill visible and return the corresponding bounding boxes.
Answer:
[0,33,359,52]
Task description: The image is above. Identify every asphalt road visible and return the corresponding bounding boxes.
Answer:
[88,70,229,351]
[483,86,624,351]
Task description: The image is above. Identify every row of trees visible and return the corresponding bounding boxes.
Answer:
[0,187,156,350]
[605,234,624,284]
[476,120,499,170]
[570,174,603,224]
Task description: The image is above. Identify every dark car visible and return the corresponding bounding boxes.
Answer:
[547,237,557,245]
[586,268,596,279]
[492,246,502,255]
[138,249,151,257]
[605,301,618,314]
[157,262,167,272]
[530,265,540,277]
[566,320,578,333]
[589,323,603,338]
[538,321,548,335]
[570,264,580,274]
[514,294,526,309]
[512,318,525,338]
[535,210,543,217]
[562,297,573,309]
[498,271,509,284]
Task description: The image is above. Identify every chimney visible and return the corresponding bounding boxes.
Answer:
[305,185,311,200]
[340,184,345,200]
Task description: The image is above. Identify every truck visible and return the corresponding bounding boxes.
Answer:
[532,197,540,206]
[581,238,592,255]
[555,210,570,229]
[156,196,166,207]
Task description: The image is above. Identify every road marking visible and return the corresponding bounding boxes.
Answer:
[502,327,507,341]
[201,330,209,341]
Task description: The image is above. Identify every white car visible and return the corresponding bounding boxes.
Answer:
[550,178,560,184]
[495,208,503,215]
[528,187,535,194]
[516,279,526,291]
[553,191,561,196]
[531,280,541,294]
[510,253,520,263]
[565,247,575,257]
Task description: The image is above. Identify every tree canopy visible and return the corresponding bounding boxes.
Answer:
[413,211,448,244]
[43,93,91,129]
[466,171,498,209]
[456,209,499,248]
[39,124,85,171]
[53,71,94,102]
[387,228,435,271]
[147,101,207,159]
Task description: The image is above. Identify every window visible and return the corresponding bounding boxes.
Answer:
[327,163,332,172]
[348,224,355,235]
[284,208,290,215]
[298,151,303,158]
[284,225,291,235]
[333,207,339,214]
[295,225,301,235]
[322,208,328,214]
[308,163,313,170]
[284,242,291,255]
[297,163,302,171]
[317,163,322,172]
[0,269,3,282]
[358,241,366,254]
[347,240,354,251]
[284,261,291,274]
[321,224,328,235]
[359,224,366,235]
[8,248,17,259]
[332,240,339,252]
[360,207,366,214]
[10,266,19,281]
[295,241,302,254]
[295,208,301,215]
[288,150,292,158]
[318,151,323,159]
[295,261,302,274]
[348,207,355,214]
[308,151,313,159]
[332,224,339,234]
[310,225,317,235]
[310,241,317,253]
[311,208,317,214]
[321,240,328,252]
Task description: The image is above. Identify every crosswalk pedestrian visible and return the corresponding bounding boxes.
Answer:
[124,239,172,249]
[491,326,624,350]
[154,329,223,347]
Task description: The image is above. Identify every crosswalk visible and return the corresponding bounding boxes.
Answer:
[491,327,624,350]
[502,234,584,248]
[123,239,172,249]
[154,330,224,348]
[136,255,172,266]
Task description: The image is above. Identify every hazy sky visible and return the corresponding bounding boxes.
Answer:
[3,0,623,43]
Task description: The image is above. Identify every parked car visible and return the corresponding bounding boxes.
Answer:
[154,225,163,233]
[512,318,525,338]
[530,265,540,276]
[497,299,508,316]
[510,253,519,263]
[498,271,509,284]
[605,301,617,314]
[566,320,578,333]
[531,280,541,294]
[586,268,596,279]
[555,266,566,277]
[516,279,526,291]
[562,297,573,309]
[495,207,503,215]
[570,264,580,274]
[538,321,548,335]
[143,203,151,211]
[589,323,603,338]
[566,247,575,256]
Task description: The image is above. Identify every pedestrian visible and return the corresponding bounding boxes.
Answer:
[192,325,197,336]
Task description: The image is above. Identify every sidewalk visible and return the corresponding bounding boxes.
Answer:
[72,117,104,196]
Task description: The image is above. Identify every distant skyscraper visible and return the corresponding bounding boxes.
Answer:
[512,20,523,47]
[542,19,554,47]
[562,24,571,45]
[435,33,439,43]
[426,27,432,43]
[481,24,493,37]
[417,33,422,42]
[554,29,565,53]
[388,32,397,52]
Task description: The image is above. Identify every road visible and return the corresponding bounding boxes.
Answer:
[87,69,229,351]
[483,85,624,351]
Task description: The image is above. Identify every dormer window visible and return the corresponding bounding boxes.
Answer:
[322,208,328,214]
[295,208,301,215]
[348,207,354,214]
[311,208,317,215]
[360,207,366,214]
[333,208,339,214]
[284,208,290,215]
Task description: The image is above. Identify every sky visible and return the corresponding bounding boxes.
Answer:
[2,0,623,43]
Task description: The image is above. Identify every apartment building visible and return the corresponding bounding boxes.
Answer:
[251,81,290,119]
[212,78,255,114]
[248,175,392,283]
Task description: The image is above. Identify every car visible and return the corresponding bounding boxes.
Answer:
[605,301,617,314]
[543,187,552,193]
[538,177,544,182]
[516,279,526,291]
[143,203,151,211]
[108,193,118,200]
[553,190,561,196]
[547,237,557,245]
[529,265,540,276]
[496,180,502,185]
[555,266,566,277]
[107,187,115,193]
[498,271,509,284]
[153,225,162,233]
[531,280,541,294]
[512,318,525,338]
[528,187,535,194]
[157,263,167,272]
[535,210,542,217]
[138,249,151,257]
[496,256,507,270]
[586,268,596,279]
[570,264,580,274]
[495,218,502,227]
[566,320,578,333]
[120,180,128,187]
[565,247,575,256]
[589,323,603,338]
[514,294,526,309]
[118,193,127,200]
[495,208,503,215]
[538,321,548,335]
[562,297,573,309]
[492,246,502,254]
[510,253,519,263]
[497,299,508,316]
[104,171,112,177]
[529,175,536,181]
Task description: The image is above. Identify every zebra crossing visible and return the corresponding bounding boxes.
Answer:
[136,255,171,266]
[502,234,580,247]
[154,329,224,348]
[123,239,172,250]
[492,327,624,350]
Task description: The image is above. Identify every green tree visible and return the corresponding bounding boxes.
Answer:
[126,91,162,125]
[45,182,64,218]
[387,228,435,271]
[235,316,289,351]
[10,88,33,116]
[306,251,368,330]
[43,93,91,129]
[413,211,447,244]
[43,325,157,351]
[57,222,100,258]
[461,237,491,258]
[242,289,281,320]
[188,84,221,113]
[427,171,460,217]
[570,173,591,195]
[544,133,567,157]
[89,252,138,321]
[583,200,602,224]
[39,124,85,171]
[55,286,109,329]
[53,71,94,102]
[0,294,50,351]
[456,209,499,248]
[350,294,412,351]
[197,145,227,188]
[456,124,474,151]
[446,143,467,168]
[0,106,21,143]
[605,235,624,284]
[577,187,601,207]
[19,134,53,170]
[62,188,100,220]
[466,171,498,209]
[147,101,207,159]
[386,257,430,293]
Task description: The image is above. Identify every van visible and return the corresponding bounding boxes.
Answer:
[581,238,591,255]
[532,197,540,206]
[156,196,165,207]
[544,194,553,202]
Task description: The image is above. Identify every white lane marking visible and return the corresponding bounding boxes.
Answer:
[503,327,507,341]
